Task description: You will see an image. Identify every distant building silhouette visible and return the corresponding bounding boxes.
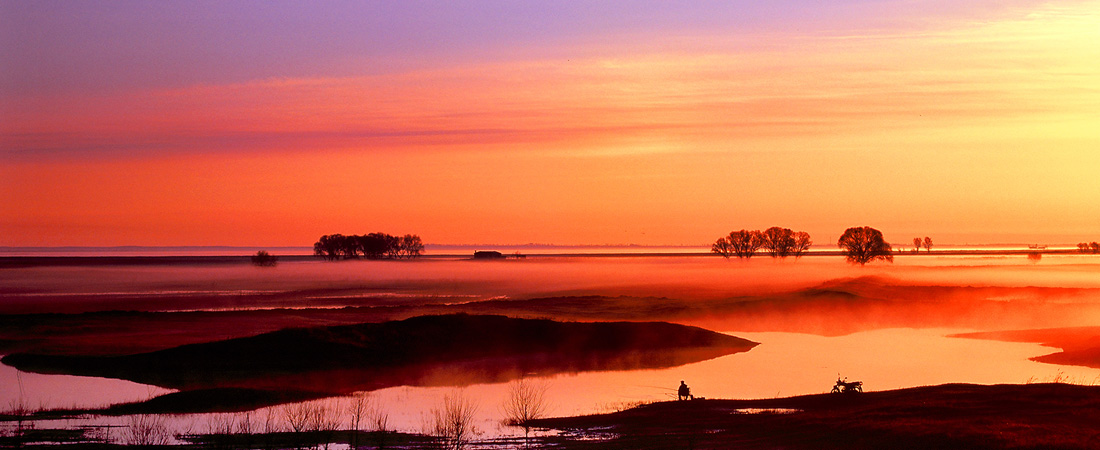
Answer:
[473,250,505,259]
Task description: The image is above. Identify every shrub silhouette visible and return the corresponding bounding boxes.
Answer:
[251,250,278,267]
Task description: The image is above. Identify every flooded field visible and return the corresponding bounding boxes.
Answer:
[3,252,1100,442]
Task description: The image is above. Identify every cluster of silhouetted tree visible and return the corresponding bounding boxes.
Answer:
[713,225,894,266]
[912,236,933,253]
[1078,242,1100,254]
[313,233,424,260]
[711,227,812,259]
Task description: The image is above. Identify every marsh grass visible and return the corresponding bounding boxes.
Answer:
[347,392,391,449]
[122,414,172,446]
[1024,370,1100,386]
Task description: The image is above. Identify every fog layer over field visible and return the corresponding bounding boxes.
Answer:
[3,254,1100,439]
[3,255,1100,332]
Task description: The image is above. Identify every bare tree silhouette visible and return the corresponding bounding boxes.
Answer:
[711,236,735,259]
[428,390,479,450]
[761,227,796,258]
[715,229,811,259]
[503,378,550,449]
[792,231,812,258]
[370,401,391,449]
[348,394,368,450]
[923,236,933,253]
[838,227,893,266]
[711,230,763,259]
[314,234,346,260]
[399,234,425,259]
[913,238,922,253]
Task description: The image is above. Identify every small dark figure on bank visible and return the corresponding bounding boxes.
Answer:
[678,380,694,400]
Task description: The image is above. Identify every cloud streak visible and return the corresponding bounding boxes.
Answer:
[2,0,1099,245]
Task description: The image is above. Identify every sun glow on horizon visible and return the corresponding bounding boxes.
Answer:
[2,1,1099,246]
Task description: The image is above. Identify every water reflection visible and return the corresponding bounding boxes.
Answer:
[5,254,1100,443]
[0,364,173,411]
[5,328,1098,441]
[3,316,756,413]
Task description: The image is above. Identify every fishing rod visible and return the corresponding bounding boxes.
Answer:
[634,384,679,392]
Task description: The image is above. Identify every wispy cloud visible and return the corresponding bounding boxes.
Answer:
[3,0,1099,245]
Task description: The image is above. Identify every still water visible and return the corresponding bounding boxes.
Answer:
[3,253,1100,442]
[3,327,1096,440]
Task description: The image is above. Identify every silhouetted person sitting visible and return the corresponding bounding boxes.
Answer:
[678,380,693,400]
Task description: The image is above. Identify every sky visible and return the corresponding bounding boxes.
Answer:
[2,0,1099,247]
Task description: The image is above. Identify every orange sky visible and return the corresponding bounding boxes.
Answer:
[2,1,1099,246]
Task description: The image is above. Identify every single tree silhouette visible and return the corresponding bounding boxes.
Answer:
[711,236,735,259]
[923,236,933,253]
[398,234,425,258]
[503,378,549,449]
[429,390,478,450]
[838,227,893,266]
[913,237,922,253]
[792,231,812,258]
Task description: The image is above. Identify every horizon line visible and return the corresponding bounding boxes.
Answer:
[0,241,1084,252]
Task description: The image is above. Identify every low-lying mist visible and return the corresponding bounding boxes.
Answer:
[4,255,1100,313]
[2,255,1100,356]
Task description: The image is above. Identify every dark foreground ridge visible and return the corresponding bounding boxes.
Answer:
[2,314,756,413]
[530,383,1100,449]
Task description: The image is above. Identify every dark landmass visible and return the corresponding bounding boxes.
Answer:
[954,327,1100,370]
[3,314,756,413]
[0,304,416,356]
[0,255,318,269]
[468,276,1100,336]
[10,384,1100,449]
[530,383,1100,449]
[177,429,432,450]
[4,277,1097,357]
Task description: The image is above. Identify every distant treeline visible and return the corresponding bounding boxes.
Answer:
[313,233,424,260]
[713,226,895,266]
[1079,242,1100,254]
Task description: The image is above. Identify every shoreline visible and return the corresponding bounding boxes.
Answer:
[7,383,1099,449]
[528,383,1100,449]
